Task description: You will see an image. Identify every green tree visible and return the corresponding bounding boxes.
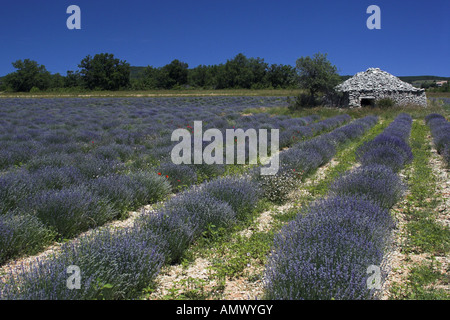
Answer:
[161,59,189,89]
[248,57,269,89]
[215,53,269,89]
[133,66,159,90]
[294,52,340,107]
[188,64,209,88]
[50,73,65,89]
[78,53,130,90]
[64,70,83,88]
[266,64,298,89]
[3,59,51,92]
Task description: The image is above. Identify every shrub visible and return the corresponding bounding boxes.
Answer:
[426,113,450,167]
[74,154,125,179]
[26,153,75,171]
[279,128,307,148]
[0,141,39,170]
[156,162,198,192]
[0,211,55,265]
[376,98,395,109]
[127,170,172,205]
[251,165,299,204]
[202,175,260,221]
[288,92,319,110]
[356,134,413,171]
[296,137,336,165]
[0,227,164,300]
[424,113,445,124]
[193,163,227,181]
[442,144,450,167]
[279,146,323,176]
[329,164,406,209]
[136,208,195,263]
[0,170,34,214]
[357,145,407,172]
[93,143,135,161]
[30,166,83,190]
[381,113,412,141]
[26,186,118,238]
[164,189,236,237]
[87,174,136,215]
[264,195,394,300]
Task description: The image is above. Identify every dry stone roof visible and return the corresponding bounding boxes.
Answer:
[336,68,424,93]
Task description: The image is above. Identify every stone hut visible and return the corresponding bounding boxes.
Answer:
[335,68,427,108]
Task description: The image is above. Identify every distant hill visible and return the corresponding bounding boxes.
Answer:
[339,75,450,88]
[397,75,450,82]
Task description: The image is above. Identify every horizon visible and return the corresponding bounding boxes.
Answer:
[0,0,449,78]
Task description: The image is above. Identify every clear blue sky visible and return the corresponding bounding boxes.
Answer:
[0,0,448,77]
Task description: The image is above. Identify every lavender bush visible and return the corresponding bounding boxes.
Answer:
[356,134,413,172]
[30,166,84,190]
[202,175,261,220]
[0,170,34,214]
[329,164,406,209]
[156,162,198,192]
[264,196,394,300]
[426,114,450,166]
[136,208,195,264]
[126,170,172,206]
[0,212,55,265]
[279,146,324,176]
[0,227,164,300]
[26,186,118,238]
[164,189,236,237]
[87,174,137,215]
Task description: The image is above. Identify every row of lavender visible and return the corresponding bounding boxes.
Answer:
[0,99,342,267]
[425,113,449,167]
[0,114,376,299]
[264,113,413,299]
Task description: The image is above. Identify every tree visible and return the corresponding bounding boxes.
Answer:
[294,53,341,107]
[50,73,65,89]
[3,59,51,92]
[162,59,189,88]
[136,66,159,89]
[188,65,209,88]
[64,70,83,88]
[78,53,130,90]
[248,57,269,89]
[266,64,298,89]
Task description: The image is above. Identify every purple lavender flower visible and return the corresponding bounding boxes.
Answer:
[264,195,394,300]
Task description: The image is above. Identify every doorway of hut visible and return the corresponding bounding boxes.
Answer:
[360,97,376,108]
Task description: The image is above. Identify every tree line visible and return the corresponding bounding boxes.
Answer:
[0,53,301,92]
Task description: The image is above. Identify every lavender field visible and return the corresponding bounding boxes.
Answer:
[0,96,448,300]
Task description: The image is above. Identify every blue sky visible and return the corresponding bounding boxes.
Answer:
[0,0,448,77]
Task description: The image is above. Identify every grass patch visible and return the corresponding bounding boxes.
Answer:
[406,216,450,255]
[403,120,450,255]
[390,259,449,300]
[388,119,450,300]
